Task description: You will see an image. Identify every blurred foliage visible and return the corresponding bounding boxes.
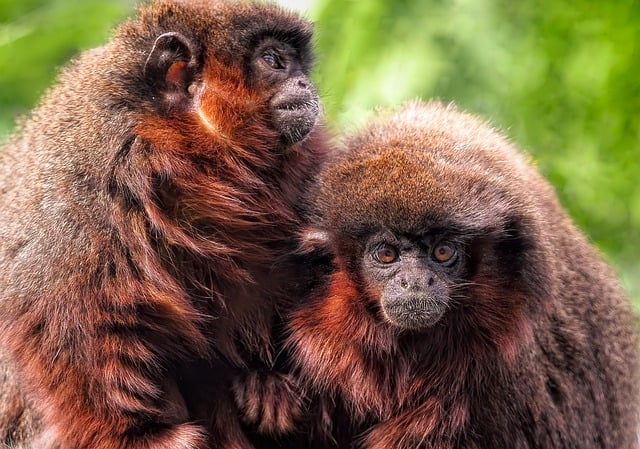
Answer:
[0,0,133,135]
[0,0,638,307]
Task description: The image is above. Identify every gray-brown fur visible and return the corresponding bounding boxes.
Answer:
[0,0,328,448]
[0,351,39,449]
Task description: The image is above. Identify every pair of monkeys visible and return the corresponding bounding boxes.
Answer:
[0,1,637,448]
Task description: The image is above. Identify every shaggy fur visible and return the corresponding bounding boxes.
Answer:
[0,1,328,448]
[266,101,639,448]
[0,350,38,448]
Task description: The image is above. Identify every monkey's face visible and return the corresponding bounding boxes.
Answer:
[360,230,465,331]
[249,37,320,144]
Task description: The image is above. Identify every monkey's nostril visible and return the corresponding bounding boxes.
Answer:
[428,277,434,286]
[400,279,408,289]
[297,79,308,88]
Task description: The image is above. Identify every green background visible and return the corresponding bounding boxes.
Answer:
[1,0,638,309]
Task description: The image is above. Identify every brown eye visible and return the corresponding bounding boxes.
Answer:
[374,244,399,264]
[433,243,456,264]
[262,51,282,69]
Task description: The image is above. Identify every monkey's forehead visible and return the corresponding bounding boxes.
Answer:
[318,101,543,234]
[119,0,314,62]
[319,151,515,235]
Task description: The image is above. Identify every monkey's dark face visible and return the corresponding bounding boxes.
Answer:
[250,37,320,144]
[361,230,465,331]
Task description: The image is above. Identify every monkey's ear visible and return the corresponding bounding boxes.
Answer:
[298,225,331,255]
[144,32,198,100]
[496,216,550,298]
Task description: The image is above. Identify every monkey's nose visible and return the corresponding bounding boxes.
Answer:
[399,276,430,291]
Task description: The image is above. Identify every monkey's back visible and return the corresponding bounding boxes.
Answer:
[0,43,127,301]
[392,102,639,448]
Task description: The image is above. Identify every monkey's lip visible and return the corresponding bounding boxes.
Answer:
[272,98,320,117]
[270,89,319,116]
[271,96,320,143]
[382,297,447,331]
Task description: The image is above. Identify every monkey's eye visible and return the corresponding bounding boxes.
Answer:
[432,243,457,265]
[261,50,284,69]
[373,243,399,264]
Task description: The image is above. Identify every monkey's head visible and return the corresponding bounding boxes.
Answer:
[115,0,319,152]
[312,101,552,342]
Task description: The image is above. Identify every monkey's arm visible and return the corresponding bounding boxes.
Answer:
[2,279,211,449]
[230,234,335,437]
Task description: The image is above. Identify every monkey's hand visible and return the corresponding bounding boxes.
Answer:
[361,398,445,449]
[232,371,305,435]
[363,420,431,449]
[31,424,206,449]
[122,424,207,449]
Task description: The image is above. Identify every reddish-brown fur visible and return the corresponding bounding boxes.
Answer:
[272,101,639,448]
[0,1,328,448]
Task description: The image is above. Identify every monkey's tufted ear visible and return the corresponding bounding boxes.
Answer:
[144,32,198,106]
[495,215,550,300]
[298,225,331,255]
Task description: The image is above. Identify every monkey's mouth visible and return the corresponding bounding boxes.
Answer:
[270,93,320,144]
[381,297,448,331]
